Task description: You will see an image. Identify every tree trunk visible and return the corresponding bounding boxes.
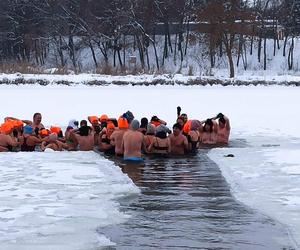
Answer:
[258,38,262,63]
[184,20,190,56]
[89,40,98,68]
[250,36,253,55]
[288,37,294,70]
[263,37,267,70]
[283,35,288,57]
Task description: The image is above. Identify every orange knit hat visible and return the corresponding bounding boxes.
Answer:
[99,114,109,122]
[89,116,99,124]
[107,122,115,130]
[0,122,13,134]
[118,117,129,129]
[50,126,62,135]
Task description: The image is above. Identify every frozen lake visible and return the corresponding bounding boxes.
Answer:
[0,84,300,249]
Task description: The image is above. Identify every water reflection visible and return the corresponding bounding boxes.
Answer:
[99,151,295,250]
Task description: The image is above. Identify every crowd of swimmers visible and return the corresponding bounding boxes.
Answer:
[0,107,230,161]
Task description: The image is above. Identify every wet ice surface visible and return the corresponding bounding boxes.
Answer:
[0,152,139,250]
[101,153,295,250]
[209,135,300,249]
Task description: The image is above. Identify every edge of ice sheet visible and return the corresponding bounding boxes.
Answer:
[208,135,300,249]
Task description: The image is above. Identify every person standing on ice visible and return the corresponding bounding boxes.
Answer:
[214,113,231,144]
[122,120,145,161]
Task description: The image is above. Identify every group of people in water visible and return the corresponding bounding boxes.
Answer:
[0,107,230,161]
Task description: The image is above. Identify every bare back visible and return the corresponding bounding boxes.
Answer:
[75,134,94,151]
[122,131,144,158]
[110,129,127,155]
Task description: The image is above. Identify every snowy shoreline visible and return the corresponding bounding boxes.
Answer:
[1,73,300,86]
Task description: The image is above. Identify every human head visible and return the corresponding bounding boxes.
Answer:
[99,114,109,123]
[130,120,140,131]
[109,118,118,127]
[107,122,115,136]
[118,117,129,129]
[49,133,58,143]
[140,117,148,128]
[80,120,88,127]
[50,126,62,135]
[79,126,91,136]
[89,116,99,126]
[219,117,226,129]
[151,116,159,122]
[156,124,171,134]
[151,116,162,127]
[68,119,79,129]
[181,113,188,123]
[173,123,182,136]
[177,116,184,127]
[23,125,33,135]
[203,119,213,133]
[33,113,42,125]
[146,124,156,135]
[156,131,167,139]
[0,122,13,135]
[40,129,50,138]
[122,111,134,124]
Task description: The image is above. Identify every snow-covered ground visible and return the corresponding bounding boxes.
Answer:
[0,84,300,248]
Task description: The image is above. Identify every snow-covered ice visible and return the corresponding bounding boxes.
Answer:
[0,151,139,250]
[0,84,300,248]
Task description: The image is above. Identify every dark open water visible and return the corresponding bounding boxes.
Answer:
[98,149,296,250]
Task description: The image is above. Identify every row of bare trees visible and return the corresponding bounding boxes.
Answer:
[0,0,300,77]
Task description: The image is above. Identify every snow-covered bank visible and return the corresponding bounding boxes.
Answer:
[0,152,139,250]
[0,72,300,86]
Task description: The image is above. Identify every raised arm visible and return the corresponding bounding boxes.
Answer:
[212,120,219,134]
[224,115,231,131]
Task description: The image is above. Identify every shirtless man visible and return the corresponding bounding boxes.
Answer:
[215,113,230,144]
[110,117,129,156]
[122,120,144,161]
[41,133,69,151]
[71,126,94,151]
[169,123,188,155]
